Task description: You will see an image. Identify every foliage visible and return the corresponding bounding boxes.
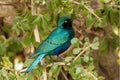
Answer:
[0,0,119,80]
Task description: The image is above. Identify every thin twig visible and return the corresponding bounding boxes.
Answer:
[61,69,69,80]
[20,68,27,73]
[84,69,98,80]
[31,0,40,42]
[72,1,102,21]
[43,67,47,80]
[46,62,71,68]
[73,44,92,62]
[41,59,47,80]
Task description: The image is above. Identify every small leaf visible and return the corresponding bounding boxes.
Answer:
[31,15,41,25]
[91,37,99,50]
[0,35,6,43]
[22,33,35,46]
[85,37,90,42]
[2,57,13,68]
[100,37,109,54]
[2,24,11,33]
[65,56,73,62]
[86,16,95,27]
[7,38,23,52]
[73,48,82,54]
[27,74,34,80]
[75,67,82,74]
[0,69,8,77]
[84,37,90,47]
[49,64,60,78]
[0,44,8,55]
[71,38,79,44]
[71,38,79,47]
[83,55,89,63]
[88,65,95,71]
[24,59,34,67]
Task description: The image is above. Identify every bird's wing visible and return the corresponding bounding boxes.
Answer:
[30,29,69,58]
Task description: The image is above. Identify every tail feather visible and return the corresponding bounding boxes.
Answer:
[26,54,46,73]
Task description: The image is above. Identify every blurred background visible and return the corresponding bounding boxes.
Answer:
[0,0,119,80]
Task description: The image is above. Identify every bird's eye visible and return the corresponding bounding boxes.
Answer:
[64,20,68,23]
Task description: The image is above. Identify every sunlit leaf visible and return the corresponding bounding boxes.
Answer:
[83,55,89,62]
[73,48,82,54]
[24,59,34,67]
[65,56,73,62]
[91,37,99,50]
[88,65,95,71]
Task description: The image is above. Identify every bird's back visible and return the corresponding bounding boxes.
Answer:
[30,28,73,57]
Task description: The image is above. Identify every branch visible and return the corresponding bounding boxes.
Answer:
[72,1,102,21]
[31,0,40,42]
[73,44,92,62]
[46,62,71,68]
[20,68,27,73]
[84,69,98,80]
[60,69,69,80]
[41,59,47,80]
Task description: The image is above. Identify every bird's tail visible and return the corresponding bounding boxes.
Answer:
[26,54,46,73]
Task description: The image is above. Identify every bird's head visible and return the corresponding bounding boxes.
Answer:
[57,16,72,29]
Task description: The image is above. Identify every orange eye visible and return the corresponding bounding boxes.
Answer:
[64,20,68,23]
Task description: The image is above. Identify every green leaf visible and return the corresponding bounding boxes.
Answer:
[84,37,90,47]
[73,48,82,54]
[7,38,23,52]
[22,22,31,31]
[27,74,34,80]
[75,67,82,74]
[85,37,90,42]
[100,37,109,55]
[2,57,13,68]
[17,74,27,80]
[2,24,11,33]
[82,10,89,17]
[22,33,35,46]
[24,59,34,67]
[91,37,99,50]
[0,69,8,77]
[83,55,89,63]
[31,15,41,25]
[49,64,60,78]
[88,65,95,71]
[65,56,73,62]
[86,16,95,27]
[71,38,79,47]
[0,44,8,56]
[0,35,6,43]
[8,72,16,80]
[44,14,51,21]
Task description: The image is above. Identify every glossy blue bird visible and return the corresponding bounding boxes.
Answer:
[26,16,75,73]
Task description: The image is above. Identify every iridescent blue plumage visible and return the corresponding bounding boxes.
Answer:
[26,16,75,73]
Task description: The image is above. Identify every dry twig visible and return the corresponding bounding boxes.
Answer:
[72,1,102,21]
[73,44,92,62]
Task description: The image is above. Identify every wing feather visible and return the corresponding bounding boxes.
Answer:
[30,28,69,58]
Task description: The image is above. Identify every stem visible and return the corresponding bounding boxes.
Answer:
[84,69,98,80]
[46,62,71,68]
[73,44,92,62]
[72,1,102,21]
[41,59,47,80]
[61,69,69,80]
[31,0,40,42]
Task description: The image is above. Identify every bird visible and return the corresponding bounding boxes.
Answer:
[26,16,75,73]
